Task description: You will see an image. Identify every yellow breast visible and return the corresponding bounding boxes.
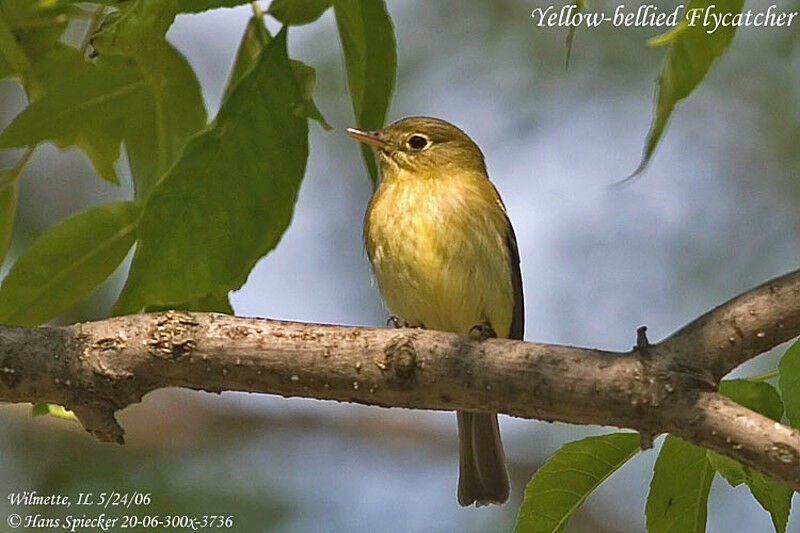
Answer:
[364,168,515,337]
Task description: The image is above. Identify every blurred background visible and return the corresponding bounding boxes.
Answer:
[1,0,799,531]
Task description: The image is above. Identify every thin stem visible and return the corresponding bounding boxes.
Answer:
[80,5,107,56]
[746,368,780,382]
[251,2,265,21]
[0,146,36,189]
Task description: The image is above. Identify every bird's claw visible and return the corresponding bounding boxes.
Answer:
[469,321,497,341]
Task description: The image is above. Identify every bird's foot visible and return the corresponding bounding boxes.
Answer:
[469,321,497,341]
[387,316,424,329]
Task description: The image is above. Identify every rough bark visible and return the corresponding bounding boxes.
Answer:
[0,269,799,490]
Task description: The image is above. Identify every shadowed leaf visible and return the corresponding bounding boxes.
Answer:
[268,0,331,25]
[113,29,308,314]
[224,17,330,129]
[333,0,396,186]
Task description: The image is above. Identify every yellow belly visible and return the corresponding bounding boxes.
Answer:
[364,171,514,337]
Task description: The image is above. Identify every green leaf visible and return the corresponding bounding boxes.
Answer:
[745,471,793,533]
[632,0,744,176]
[564,0,584,69]
[123,40,207,197]
[513,432,640,533]
[268,0,331,25]
[707,450,792,533]
[0,180,17,266]
[0,30,205,192]
[646,435,713,533]
[0,0,71,87]
[225,17,329,129]
[0,149,32,265]
[706,451,748,486]
[779,339,800,427]
[0,48,139,183]
[177,0,251,12]
[333,0,396,186]
[223,16,271,102]
[719,379,784,422]
[113,28,308,314]
[711,379,792,532]
[290,59,331,129]
[90,0,177,49]
[0,201,140,326]
[88,0,252,13]
[32,402,78,422]
[91,0,207,196]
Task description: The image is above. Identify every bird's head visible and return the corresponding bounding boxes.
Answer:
[347,116,486,178]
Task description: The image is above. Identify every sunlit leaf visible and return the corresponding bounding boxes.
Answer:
[90,0,177,48]
[514,432,640,533]
[85,0,251,13]
[0,48,139,183]
[113,29,308,314]
[646,435,713,533]
[632,0,744,177]
[0,0,71,87]
[268,0,331,25]
[778,339,800,427]
[0,36,205,192]
[32,402,78,422]
[333,0,396,186]
[0,201,140,326]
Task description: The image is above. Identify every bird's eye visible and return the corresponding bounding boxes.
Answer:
[407,135,429,150]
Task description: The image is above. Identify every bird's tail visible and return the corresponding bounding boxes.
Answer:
[456,411,510,506]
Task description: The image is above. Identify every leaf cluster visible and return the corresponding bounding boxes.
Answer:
[0,0,396,322]
[515,340,800,533]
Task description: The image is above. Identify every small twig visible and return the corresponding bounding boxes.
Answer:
[0,146,36,189]
[250,1,265,21]
[80,5,107,56]
[746,368,780,382]
[636,325,650,349]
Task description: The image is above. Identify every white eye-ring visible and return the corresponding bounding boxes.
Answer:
[406,135,429,150]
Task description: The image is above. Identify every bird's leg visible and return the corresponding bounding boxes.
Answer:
[387,315,403,328]
[469,321,497,341]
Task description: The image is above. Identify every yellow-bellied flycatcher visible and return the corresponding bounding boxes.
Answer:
[349,116,523,506]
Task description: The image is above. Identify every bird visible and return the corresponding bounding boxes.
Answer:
[348,116,524,506]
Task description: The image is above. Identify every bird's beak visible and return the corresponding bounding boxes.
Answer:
[347,127,389,148]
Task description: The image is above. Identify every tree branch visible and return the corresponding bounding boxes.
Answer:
[0,270,799,489]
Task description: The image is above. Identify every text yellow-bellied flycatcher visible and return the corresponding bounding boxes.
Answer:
[348,117,524,506]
